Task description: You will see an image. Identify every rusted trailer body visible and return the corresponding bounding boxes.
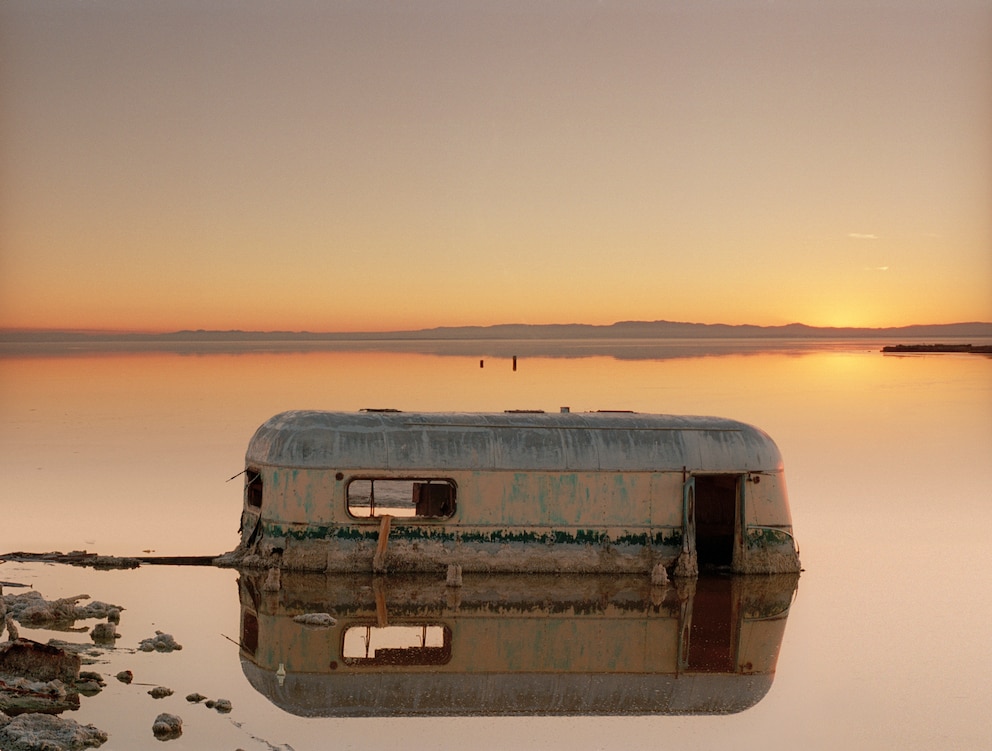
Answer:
[225,410,800,575]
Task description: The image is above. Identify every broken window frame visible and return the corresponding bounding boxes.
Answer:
[341,622,453,666]
[345,477,457,520]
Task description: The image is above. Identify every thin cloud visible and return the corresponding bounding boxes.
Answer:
[848,233,878,240]
[864,266,889,272]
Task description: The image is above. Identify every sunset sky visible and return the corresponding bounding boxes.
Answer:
[1,0,990,333]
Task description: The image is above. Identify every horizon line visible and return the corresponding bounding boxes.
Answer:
[3,319,991,338]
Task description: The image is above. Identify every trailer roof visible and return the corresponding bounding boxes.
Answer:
[246,410,783,473]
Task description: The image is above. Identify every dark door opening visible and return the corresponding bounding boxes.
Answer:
[694,474,739,568]
[686,576,737,672]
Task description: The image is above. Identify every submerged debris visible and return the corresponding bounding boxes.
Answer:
[0,639,85,715]
[0,710,107,750]
[0,550,141,570]
[0,640,80,684]
[0,674,79,715]
[151,713,182,740]
[204,698,232,712]
[75,672,104,697]
[0,586,117,741]
[89,623,119,644]
[137,632,182,653]
[2,592,124,631]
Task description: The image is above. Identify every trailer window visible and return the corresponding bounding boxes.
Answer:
[346,478,456,519]
[342,623,452,666]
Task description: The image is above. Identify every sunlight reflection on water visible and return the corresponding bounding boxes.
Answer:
[1,340,990,749]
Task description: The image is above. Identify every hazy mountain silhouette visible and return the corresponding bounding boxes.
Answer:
[3,319,991,343]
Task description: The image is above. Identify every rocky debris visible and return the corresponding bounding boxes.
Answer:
[88,623,119,644]
[45,641,102,663]
[137,631,181,652]
[151,713,182,741]
[185,692,207,702]
[115,670,133,684]
[2,592,124,631]
[148,686,173,699]
[0,710,107,750]
[75,672,104,697]
[204,698,232,712]
[0,551,141,570]
[0,675,79,714]
[0,640,80,684]
[0,640,85,714]
[292,612,336,627]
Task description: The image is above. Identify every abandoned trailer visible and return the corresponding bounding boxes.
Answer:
[222,410,801,576]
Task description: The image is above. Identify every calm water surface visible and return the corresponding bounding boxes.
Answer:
[1,340,990,750]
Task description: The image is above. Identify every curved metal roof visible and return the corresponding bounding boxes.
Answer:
[246,410,783,473]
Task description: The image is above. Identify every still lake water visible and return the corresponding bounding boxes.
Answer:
[1,339,990,750]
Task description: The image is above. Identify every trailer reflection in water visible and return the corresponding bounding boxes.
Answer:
[237,571,799,717]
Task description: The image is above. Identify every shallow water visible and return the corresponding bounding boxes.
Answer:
[1,340,990,749]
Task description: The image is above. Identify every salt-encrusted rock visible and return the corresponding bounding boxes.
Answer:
[0,711,108,750]
[89,623,118,643]
[185,692,207,703]
[292,613,337,627]
[148,686,173,699]
[137,632,181,652]
[0,675,80,714]
[0,639,80,683]
[151,713,182,740]
[106,609,121,625]
[213,698,232,713]
[3,592,124,629]
[75,671,104,697]
[115,670,133,684]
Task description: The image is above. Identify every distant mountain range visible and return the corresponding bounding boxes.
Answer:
[3,320,992,342]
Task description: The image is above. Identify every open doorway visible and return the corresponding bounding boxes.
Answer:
[693,474,740,568]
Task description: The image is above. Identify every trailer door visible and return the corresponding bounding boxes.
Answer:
[693,474,739,568]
